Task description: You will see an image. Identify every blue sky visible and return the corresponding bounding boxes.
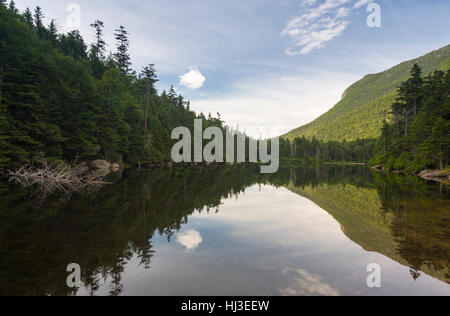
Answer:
[13,0,450,137]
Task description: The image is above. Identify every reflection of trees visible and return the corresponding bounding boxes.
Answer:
[0,165,448,295]
[374,173,450,284]
[0,165,265,296]
[284,167,450,285]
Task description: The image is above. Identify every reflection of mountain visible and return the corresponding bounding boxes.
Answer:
[284,169,450,284]
[0,165,448,295]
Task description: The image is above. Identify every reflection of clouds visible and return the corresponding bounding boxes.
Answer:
[280,269,341,296]
[177,230,203,252]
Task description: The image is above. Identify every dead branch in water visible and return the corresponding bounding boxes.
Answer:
[7,162,111,196]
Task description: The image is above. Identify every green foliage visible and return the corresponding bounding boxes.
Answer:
[374,64,450,171]
[0,5,224,169]
[280,136,376,163]
[284,45,450,142]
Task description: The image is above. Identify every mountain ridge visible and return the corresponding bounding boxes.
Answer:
[283,45,450,142]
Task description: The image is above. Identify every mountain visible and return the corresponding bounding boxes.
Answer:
[284,45,450,142]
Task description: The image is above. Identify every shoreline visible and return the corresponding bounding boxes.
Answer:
[372,166,450,185]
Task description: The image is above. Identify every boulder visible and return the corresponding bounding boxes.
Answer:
[419,170,450,179]
[91,160,112,170]
[111,163,120,170]
[91,168,112,178]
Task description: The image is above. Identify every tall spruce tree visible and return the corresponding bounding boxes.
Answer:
[33,6,46,39]
[8,1,18,13]
[113,25,131,74]
[89,20,106,78]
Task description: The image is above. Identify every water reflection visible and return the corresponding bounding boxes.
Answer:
[0,165,448,296]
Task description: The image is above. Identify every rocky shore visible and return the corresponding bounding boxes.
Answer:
[372,165,450,184]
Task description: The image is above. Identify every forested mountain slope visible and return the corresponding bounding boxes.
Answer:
[284,45,450,142]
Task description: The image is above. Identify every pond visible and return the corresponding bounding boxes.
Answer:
[0,166,449,296]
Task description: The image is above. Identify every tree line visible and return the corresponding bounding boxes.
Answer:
[279,136,376,163]
[0,3,225,170]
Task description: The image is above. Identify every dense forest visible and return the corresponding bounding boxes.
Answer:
[0,3,225,170]
[279,137,376,164]
[373,64,450,171]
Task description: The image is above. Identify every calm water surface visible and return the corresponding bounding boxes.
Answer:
[0,166,449,296]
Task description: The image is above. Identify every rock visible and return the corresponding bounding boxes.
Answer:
[418,170,432,177]
[91,160,111,170]
[91,168,111,177]
[111,163,120,170]
[419,170,450,181]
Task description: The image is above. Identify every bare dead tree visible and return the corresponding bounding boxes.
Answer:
[7,162,112,197]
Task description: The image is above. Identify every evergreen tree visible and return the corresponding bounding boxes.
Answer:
[22,8,33,28]
[8,1,18,13]
[89,20,106,78]
[113,25,131,74]
[34,6,46,39]
[373,66,450,171]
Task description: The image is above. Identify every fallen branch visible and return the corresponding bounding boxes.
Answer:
[7,162,110,195]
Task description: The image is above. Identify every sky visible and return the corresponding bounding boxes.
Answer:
[13,0,450,137]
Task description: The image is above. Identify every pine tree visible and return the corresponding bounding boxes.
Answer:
[89,20,106,78]
[34,6,46,39]
[90,20,106,60]
[139,65,158,146]
[22,8,33,28]
[168,85,177,102]
[8,1,18,13]
[113,25,131,74]
[48,19,58,45]
[59,30,88,60]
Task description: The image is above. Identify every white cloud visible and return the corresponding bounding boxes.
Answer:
[177,229,203,252]
[279,269,341,296]
[282,0,370,55]
[179,67,206,89]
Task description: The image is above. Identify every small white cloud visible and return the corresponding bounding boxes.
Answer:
[179,67,206,89]
[177,229,203,252]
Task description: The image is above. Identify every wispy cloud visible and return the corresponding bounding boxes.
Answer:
[282,0,371,55]
[279,269,341,296]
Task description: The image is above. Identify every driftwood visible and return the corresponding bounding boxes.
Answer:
[7,162,112,196]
